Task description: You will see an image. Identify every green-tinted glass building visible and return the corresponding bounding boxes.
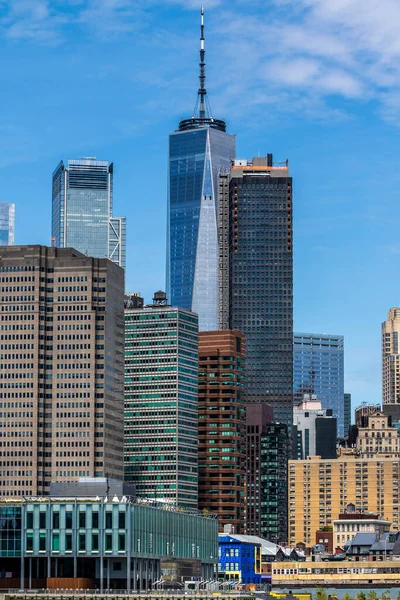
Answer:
[0,497,217,590]
[124,297,199,508]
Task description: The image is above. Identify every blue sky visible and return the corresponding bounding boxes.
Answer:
[1,0,400,411]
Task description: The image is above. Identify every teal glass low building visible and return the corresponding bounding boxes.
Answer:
[0,496,217,591]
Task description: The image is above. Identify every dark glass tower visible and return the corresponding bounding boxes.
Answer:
[220,157,293,425]
[167,8,236,331]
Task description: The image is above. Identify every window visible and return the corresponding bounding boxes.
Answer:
[53,512,60,529]
[105,511,112,529]
[26,512,33,529]
[79,512,86,529]
[66,511,72,529]
[52,534,60,552]
[105,533,112,552]
[26,533,33,551]
[65,533,72,551]
[119,534,126,551]
[39,533,46,551]
[39,512,46,529]
[92,511,99,529]
[92,533,99,552]
[118,512,125,530]
[79,533,86,552]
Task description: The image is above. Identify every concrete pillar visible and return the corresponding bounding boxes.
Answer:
[55,558,58,578]
[107,558,110,590]
[100,557,104,593]
[29,558,32,590]
[133,559,137,591]
[126,507,131,591]
[20,506,25,590]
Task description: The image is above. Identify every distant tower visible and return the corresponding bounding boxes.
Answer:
[167,7,236,331]
[382,308,400,406]
[0,202,15,246]
[52,157,126,268]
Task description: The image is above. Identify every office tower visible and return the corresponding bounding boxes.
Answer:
[0,245,125,497]
[198,330,246,533]
[344,392,352,436]
[382,308,400,408]
[246,404,288,543]
[124,292,199,508]
[0,202,15,246]
[220,157,293,425]
[52,158,126,269]
[167,8,236,331]
[288,456,400,547]
[294,332,345,437]
[293,395,337,459]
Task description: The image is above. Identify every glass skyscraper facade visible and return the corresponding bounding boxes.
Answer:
[0,202,15,245]
[221,157,293,426]
[293,332,345,437]
[124,302,199,508]
[166,5,236,331]
[52,158,126,268]
[167,126,235,331]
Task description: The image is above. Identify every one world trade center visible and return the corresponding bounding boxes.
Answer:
[167,7,236,331]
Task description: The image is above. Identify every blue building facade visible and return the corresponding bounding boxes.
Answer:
[293,332,345,437]
[167,126,235,331]
[52,158,126,269]
[218,535,262,585]
[0,202,15,245]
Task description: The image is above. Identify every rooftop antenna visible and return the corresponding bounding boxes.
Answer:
[179,6,226,132]
[199,5,206,119]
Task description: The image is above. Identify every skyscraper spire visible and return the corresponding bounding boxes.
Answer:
[178,6,226,132]
[198,5,206,119]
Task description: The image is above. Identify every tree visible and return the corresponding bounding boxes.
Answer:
[381,591,390,600]
[356,592,366,600]
[316,588,327,600]
[367,592,378,600]
[344,594,352,600]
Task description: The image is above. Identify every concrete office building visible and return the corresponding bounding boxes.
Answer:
[288,456,400,547]
[220,157,293,426]
[246,404,288,544]
[198,330,246,533]
[0,245,125,497]
[124,293,199,508]
[293,395,337,460]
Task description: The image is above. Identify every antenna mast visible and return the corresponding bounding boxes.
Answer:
[199,5,206,119]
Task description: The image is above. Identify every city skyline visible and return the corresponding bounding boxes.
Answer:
[1,3,400,407]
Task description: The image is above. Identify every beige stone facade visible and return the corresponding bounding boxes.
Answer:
[288,456,400,547]
[0,245,124,497]
[356,411,400,458]
[382,307,400,405]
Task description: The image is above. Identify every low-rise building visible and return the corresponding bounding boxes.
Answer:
[218,534,262,585]
[333,505,390,549]
[0,485,218,591]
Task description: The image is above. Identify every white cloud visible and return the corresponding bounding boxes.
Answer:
[2,0,400,120]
